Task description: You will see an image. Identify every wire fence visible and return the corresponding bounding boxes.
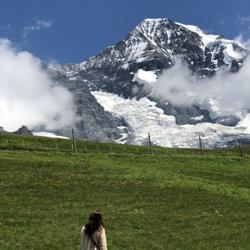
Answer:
[0,133,249,158]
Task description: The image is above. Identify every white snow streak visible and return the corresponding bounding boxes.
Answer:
[33,132,69,139]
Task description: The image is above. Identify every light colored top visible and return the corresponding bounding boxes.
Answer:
[80,226,107,250]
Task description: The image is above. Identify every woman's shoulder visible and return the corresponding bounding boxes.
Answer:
[92,225,105,238]
[98,225,105,233]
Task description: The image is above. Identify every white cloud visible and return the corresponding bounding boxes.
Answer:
[0,39,77,132]
[237,15,250,37]
[22,19,52,38]
[238,15,250,25]
[135,58,250,117]
[234,33,250,49]
[1,24,12,30]
[234,16,250,49]
[219,16,232,26]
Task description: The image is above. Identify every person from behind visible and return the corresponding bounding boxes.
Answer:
[80,209,107,250]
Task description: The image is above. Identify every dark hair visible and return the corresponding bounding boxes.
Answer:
[84,209,104,236]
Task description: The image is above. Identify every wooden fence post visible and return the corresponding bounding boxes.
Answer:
[237,140,243,157]
[199,135,203,156]
[148,132,152,155]
[72,129,77,154]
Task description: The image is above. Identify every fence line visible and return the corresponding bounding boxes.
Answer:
[0,134,248,158]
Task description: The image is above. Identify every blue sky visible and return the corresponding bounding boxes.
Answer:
[1,0,250,64]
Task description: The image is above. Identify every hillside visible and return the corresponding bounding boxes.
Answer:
[0,134,250,249]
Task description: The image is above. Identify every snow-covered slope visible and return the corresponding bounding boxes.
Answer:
[176,21,246,70]
[92,91,250,148]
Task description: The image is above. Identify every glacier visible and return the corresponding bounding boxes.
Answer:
[92,91,250,148]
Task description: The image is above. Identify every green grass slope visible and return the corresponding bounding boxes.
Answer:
[0,134,250,249]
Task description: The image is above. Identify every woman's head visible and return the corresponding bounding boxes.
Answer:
[85,209,104,236]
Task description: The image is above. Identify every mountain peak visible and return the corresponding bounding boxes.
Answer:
[135,18,246,50]
[134,18,171,38]
[139,17,170,26]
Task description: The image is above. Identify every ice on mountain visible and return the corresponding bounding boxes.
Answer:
[176,21,247,67]
[133,69,157,85]
[237,114,250,133]
[198,97,221,119]
[224,43,244,60]
[191,115,204,121]
[121,63,129,69]
[176,22,218,47]
[92,91,250,148]
[127,41,148,61]
[34,132,69,139]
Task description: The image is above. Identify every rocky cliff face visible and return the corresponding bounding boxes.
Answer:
[0,126,8,134]
[13,125,33,136]
[49,18,250,147]
[49,71,126,141]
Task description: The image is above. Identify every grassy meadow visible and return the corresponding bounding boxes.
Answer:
[0,133,250,249]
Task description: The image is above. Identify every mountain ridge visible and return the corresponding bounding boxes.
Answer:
[48,18,250,147]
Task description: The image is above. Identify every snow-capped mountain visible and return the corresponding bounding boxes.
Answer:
[49,18,250,148]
